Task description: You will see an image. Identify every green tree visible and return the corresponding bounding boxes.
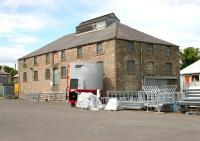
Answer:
[2,66,18,78]
[180,47,200,69]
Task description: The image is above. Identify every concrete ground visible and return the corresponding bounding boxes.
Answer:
[0,99,200,141]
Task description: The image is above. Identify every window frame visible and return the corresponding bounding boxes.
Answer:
[61,50,66,62]
[127,41,134,53]
[96,42,104,55]
[77,47,83,58]
[23,59,27,68]
[164,63,172,72]
[33,70,38,81]
[165,46,171,57]
[45,69,50,80]
[45,53,50,64]
[34,57,38,66]
[127,60,135,74]
[23,72,27,82]
[61,66,66,79]
[143,43,153,55]
[147,61,154,72]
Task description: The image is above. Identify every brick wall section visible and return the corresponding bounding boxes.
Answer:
[19,40,116,98]
[115,39,180,91]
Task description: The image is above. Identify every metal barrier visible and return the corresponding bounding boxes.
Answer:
[103,85,178,111]
[143,85,177,111]
[26,93,66,102]
[106,91,146,102]
[101,91,147,110]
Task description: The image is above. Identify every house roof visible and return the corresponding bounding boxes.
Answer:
[180,60,200,75]
[0,71,9,75]
[19,22,178,60]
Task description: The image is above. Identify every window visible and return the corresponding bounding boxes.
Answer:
[34,57,37,66]
[96,42,104,55]
[127,60,135,73]
[61,66,66,79]
[33,71,38,81]
[95,21,106,30]
[45,69,50,80]
[61,50,66,61]
[23,72,27,82]
[23,59,27,68]
[165,63,172,72]
[127,41,134,53]
[77,47,82,58]
[143,43,153,55]
[46,53,50,64]
[165,46,171,56]
[70,79,79,89]
[147,61,154,72]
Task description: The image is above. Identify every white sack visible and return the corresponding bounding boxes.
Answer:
[76,92,102,110]
[105,98,121,111]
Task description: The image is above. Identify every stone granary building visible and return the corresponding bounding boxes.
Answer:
[18,13,180,98]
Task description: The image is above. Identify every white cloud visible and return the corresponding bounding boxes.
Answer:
[84,0,200,48]
[0,45,29,67]
[2,0,57,9]
[0,12,58,34]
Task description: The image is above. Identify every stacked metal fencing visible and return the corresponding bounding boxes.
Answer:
[100,85,180,112]
[143,85,177,111]
[26,92,66,102]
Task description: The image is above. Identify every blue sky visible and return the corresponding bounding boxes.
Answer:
[0,0,200,67]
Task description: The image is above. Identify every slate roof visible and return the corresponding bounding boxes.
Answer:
[19,22,178,60]
[0,71,9,75]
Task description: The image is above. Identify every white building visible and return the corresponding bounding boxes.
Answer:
[180,60,200,91]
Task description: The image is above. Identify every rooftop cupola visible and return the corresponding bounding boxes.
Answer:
[76,13,120,34]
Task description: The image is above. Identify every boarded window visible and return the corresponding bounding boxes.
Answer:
[61,50,66,61]
[34,57,37,66]
[45,69,50,80]
[165,46,171,56]
[34,71,38,81]
[127,41,134,53]
[61,66,66,79]
[77,47,82,58]
[143,43,153,55]
[165,63,172,72]
[96,42,103,55]
[147,61,154,72]
[23,72,27,82]
[127,60,135,73]
[46,53,50,64]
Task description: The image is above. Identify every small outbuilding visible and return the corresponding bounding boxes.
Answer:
[180,60,200,91]
[0,71,12,97]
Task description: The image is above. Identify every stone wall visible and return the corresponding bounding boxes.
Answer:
[115,39,180,91]
[18,38,180,99]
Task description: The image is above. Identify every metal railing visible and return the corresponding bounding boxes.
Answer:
[26,92,66,102]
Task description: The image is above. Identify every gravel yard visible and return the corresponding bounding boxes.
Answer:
[0,99,200,141]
